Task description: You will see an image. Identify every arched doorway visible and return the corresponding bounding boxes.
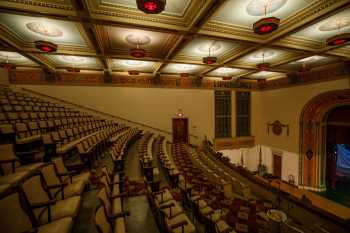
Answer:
[299,89,350,191]
[325,106,350,190]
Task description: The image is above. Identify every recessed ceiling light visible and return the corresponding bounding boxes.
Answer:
[246,0,287,16]
[26,22,63,37]
[175,64,195,71]
[59,55,86,64]
[124,60,144,67]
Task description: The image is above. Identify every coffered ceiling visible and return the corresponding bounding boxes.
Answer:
[0,0,349,83]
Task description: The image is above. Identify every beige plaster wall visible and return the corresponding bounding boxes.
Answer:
[14,85,215,144]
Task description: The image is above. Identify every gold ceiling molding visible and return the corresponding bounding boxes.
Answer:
[0,0,75,13]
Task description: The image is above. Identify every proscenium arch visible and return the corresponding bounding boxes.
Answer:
[299,89,350,191]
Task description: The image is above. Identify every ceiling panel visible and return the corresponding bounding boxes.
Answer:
[244,71,286,80]
[277,55,341,70]
[161,63,208,75]
[102,26,180,59]
[278,8,350,50]
[0,51,38,66]
[172,37,250,64]
[230,47,303,68]
[200,0,315,42]
[40,55,102,69]
[206,67,250,77]
[87,0,211,30]
[0,13,93,52]
[110,59,159,73]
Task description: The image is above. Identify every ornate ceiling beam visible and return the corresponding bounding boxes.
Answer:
[70,0,110,73]
[154,0,227,76]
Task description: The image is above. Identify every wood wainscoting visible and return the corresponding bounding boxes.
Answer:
[214,137,255,150]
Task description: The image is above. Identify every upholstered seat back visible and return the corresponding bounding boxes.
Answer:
[0,190,33,233]
[95,206,113,233]
[22,174,51,220]
[0,144,20,174]
[98,187,112,215]
[52,157,68,174]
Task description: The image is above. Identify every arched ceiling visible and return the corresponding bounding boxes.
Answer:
[0,0,349,82]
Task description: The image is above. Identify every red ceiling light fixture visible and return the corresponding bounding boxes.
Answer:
[326,33,350,46]
[180,73,189,78]
[128,70,140,75]
[136,0,166,14]
[253,3,280,35]
[130,39,146,58]
[203,46,217,65]
[257,52,270,71]
[35,40,57,53]
[326,19,350,46]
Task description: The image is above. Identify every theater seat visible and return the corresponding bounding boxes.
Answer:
[40,163,86,199]
[0,170,32,185]
[37,217,74,233]
[94,205,127,233]
[52,157,91,184]
[0,185,74,233]
[164,212,196,233]
[0,144,44,175]
[22,172,81,224]
[97,186,124,216]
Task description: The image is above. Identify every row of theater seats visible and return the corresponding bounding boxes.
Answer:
[188,148,254,202]
[188,142,275,233]
[0,156,91,233]
[109,128,141,172]
[138,135,196,233]
[94,128,146,233]
[138,132,161,183]
[155,137,230,233]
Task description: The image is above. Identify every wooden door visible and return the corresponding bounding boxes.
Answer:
[273,154,282,179]
[172,118,188,144]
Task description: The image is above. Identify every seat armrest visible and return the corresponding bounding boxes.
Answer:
[31,199,56,209]
[159,202,175,209]
[171,220,188,230]
[108,211,130,220]
[110,192,127,199]
[47,182,68,189]
[152,189,165,195]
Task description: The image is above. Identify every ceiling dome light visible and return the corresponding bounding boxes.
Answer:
[136,0,166,14]
[253,17,280,35]
[130,47,146,58]
[128,70,140,75]
[203,56,217,65]
[35,40,57,52]
[326,33,350,46]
